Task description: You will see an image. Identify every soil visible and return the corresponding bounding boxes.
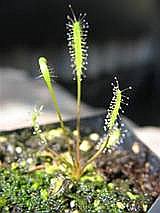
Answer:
[0,125,159,213]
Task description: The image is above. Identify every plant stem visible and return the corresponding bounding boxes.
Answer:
[46,147,59,158]
[47,81,65,130]
[39,57,64,131]
[81,134,110,173]
[28,165,45,173]
[45,147,73,168]
[75,76,81,174]
[45,76,73,158]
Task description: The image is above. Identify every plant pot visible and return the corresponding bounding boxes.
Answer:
[0,113,159,212]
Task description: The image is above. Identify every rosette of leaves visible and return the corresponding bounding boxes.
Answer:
[36,5,131,181]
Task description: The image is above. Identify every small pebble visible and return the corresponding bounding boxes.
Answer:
[72,210,79,213]
[89,133,99,141]
[0,136,7,143]
[132,142,140,154]
[7,144,14,154]
[73,130,78,136]
[70,200,75,208]
[80,140,92,152]
[15,146,22,154]
[26,158,33,164]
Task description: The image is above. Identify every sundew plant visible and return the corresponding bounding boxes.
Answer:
[37,5,131,181]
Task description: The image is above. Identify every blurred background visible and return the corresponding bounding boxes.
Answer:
[1,0,160,130]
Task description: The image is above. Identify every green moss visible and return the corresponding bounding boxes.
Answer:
[0,196,7,208]
[0,168,151,212]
